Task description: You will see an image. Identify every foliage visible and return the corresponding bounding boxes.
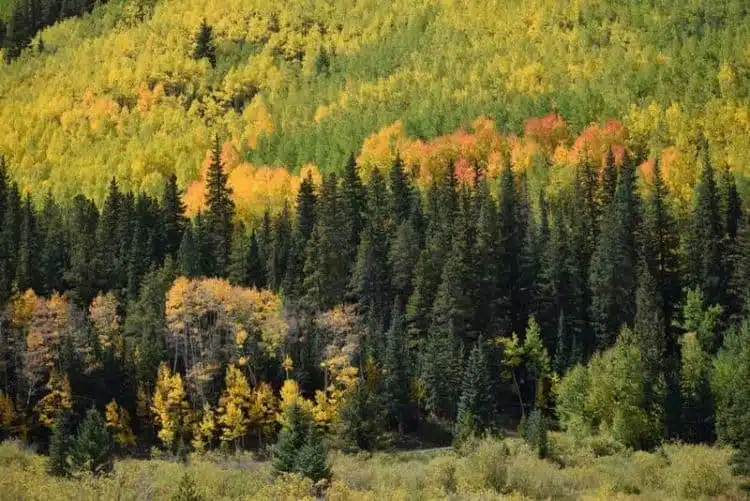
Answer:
[273,401,330,482]
[70,408,113,476]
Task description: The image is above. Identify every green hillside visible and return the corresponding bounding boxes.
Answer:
[1,0,750,204]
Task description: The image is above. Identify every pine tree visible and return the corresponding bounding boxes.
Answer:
[388,153,411,225]
[497,164,522,334]
[71,407,113,476]
[38,192,67,295]
[600,147,618,211]
[178,222,200,277]
[421,324,461,421]
[64,194,99,306]
[388,213,421,306]
[590,152,641,349]
[1,182,22,300]
[162,173,186,259]
[454,339,493,443]
[274,401,329,480]
[268,202,292,290]
[473,181,501,338]
[15,194,40,293]
[351,168,391,324]
[192,19,216,67]
[97,177,123,291]
[382,302,410,433]
[246,231,265,288]
[203,136,235,277]
[296,170,317,244]
[47,411,72,477]
[294,427,331,483]
[228,224,250,286]
[171,473,204,501]
[719,165,743,317]
[340,153,366,275]
[686,139,723,307]
[337,380,383,451]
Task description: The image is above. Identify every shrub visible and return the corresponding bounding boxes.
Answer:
[456,437,510,493]
[171,472,203,501]
[505,445,569,500]
[662,444,733,499]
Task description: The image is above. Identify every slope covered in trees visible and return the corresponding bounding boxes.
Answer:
[2,0,750,207]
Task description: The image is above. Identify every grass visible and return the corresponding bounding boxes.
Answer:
[0,434,747,500]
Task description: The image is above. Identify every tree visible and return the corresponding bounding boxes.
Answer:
[217,365,252,448]
[382,303,410,433]
[337,379,382,451]
[421,325,461,421]
[686,139,724,307]
[47,411,72,477]
[268,202,291,290]
[589,152,641,349]
[171,473,204,501]
[388,154,411,225]
[203,136,235,276]
[340,153,366,275]
[105,399,135,451]
[178,222,200,277]
[192,19,216,67]
[16,194,41,293]
[712,319,750,475]
[151,363,191,450]
[162,173,186,259]
[71,408,113,476]
[273,401,329,481]
[497,164,523,334]
[521,408,549,459]
[454,339,493,444]
[600,147,618,211]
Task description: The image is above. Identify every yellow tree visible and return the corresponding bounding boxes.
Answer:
[217,365,253,448]
[192,404,216,453]
[89,292,123,358]
[151,363,191,449]
[276,379,314,428]
[248,382,277,445]
[34,369,72,429]
[105,399,136,450]
[0,392,15,436]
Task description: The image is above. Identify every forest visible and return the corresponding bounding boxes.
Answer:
[1,0,750,499]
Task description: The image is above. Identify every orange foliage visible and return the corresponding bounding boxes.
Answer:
[570,119,628,168]
[523,113,569,152]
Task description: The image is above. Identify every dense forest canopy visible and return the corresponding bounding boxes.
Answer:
[0,0,750,207]
[1,0,750,498]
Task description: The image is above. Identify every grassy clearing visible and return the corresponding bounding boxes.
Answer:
[1,433,747,500]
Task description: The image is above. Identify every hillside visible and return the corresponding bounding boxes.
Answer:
[1,0,750,208]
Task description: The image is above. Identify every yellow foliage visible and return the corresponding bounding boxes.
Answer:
[105,399,136,449]
[0,392,16,432]
[35,369,72,429]
[89,292,121,354]
[192,404,216,452]
[277,379,314,427]
[218,365,253,444]
[151,363,192,448]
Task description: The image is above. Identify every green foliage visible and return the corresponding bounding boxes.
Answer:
[337,380,383,452]
[46,412,72,477]
[273,402,330,482]
[171,473,204,501]
[521,409,548,459]
[192,19,217,68]
[454,340,493,444]
[71,408,113,476]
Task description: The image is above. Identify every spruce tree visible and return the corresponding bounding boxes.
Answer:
[590,152,641,349]
[203,135,235,277]
[497,164,522,334]
[473,181,501,338]
[340,153,366,274]
[421,324,461,421]
[454,339,493,443]
[97,177,123,291]
[171,473,204,501]
[161,173,186,259]
[228,223,250,286]
[178,222,200,277]
[600,147,618,211]
[47,411,72,477]
[268,202,292,290]
[64,194,99,306]
[296,170,317,244]
[388,213,421,306]
[15,194,40,293]
[274,402,329,480]
[382,303,410,433]
[294,428,330,483]
[71,407,113,476]
[351,168,391,323]
[1,182,22,300]
[338,380,383,451]
[388,153,411,225]
[246,231,265,288]
[38,191,67,295]
[686,139,723,307]
[192,19,216,67]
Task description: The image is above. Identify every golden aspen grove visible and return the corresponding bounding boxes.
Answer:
[0,0,750,499]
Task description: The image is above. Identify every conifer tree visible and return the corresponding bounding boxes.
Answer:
[15,194,40,293]
[47,411,72,477]
[600,147,618,210]
[590,152,641,349]
[228,224,250,286]
[172,473,203,501]
[203,136,235,277]
[351,168,391,323]
[497,164,522,333]
[686,139,723,307]
[473,181,501,338]
[274,401,329,480]
[338,379,383,451]
[161,173,186,259]
[97,177,123,290]
[38,192,67,295]
[388,213,421,307]
[454,339,493,443]
[71,407,113,476]
[382,303,410,433]
[340,153,366,274]
[421,325,461,421]
[192,19,216,67]
[178,222,200,277]
[388,153,411,225]
[246,231,265,288]
[268,202,292,290]
[64,194,99,306]
[296,170,317,244]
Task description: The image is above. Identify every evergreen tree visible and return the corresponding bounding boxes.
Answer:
[686,139,723,307]
[473,181,501,338]
[590,152,641,349]
[246,231,265,288]
[171,473,204,501]
[521,408,549,458]
[64,194,99,306]
[161,173,186,259]
[71,407,113,476]
[228,224,250,286]
[38,192,68,295]
[97,177,123,291]
[421,325,461,421]
[294,428,330,483]
[382,303,410,433]
[268,202,292,290]
[15,194,40,293]
[340,153,366,274]
[388,153,411,225]
[47,411,72,477]
[600,147,618,211]
[338,380,383,451]
[720,165,743,317]
[497,164,522,334]
[274,401,329,480]
[203,136,235,277]
[731,215,750,317]
[388,213,421,307]
[192,19,216,67]
[454,339,493,443]
[178,222,200,277]
[296,170,317,244]
[351,168,391,324]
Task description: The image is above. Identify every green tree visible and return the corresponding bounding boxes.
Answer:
[388,153,411,225]
[161,173,186,259]
[712,319,750,475]
[337,380,382,451]
[46,411,72,477]
[454,339,493,444]
[15,194,41,293]
[268,202,292,290]
[382,303,410,433]
[340,153,366,274]
[600,147,618,211]
[274,401,330,481]
[590,152,641,349]
[192,19,216,67]
[171,473,204,501]
[294,428,331,483]
[203,136,235,277]
[71,407,113,476]
[177,222,200,277]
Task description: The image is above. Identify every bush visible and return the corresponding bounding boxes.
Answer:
[456,437,510,493]
[505,445,569,500]
[662,444,733,499]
